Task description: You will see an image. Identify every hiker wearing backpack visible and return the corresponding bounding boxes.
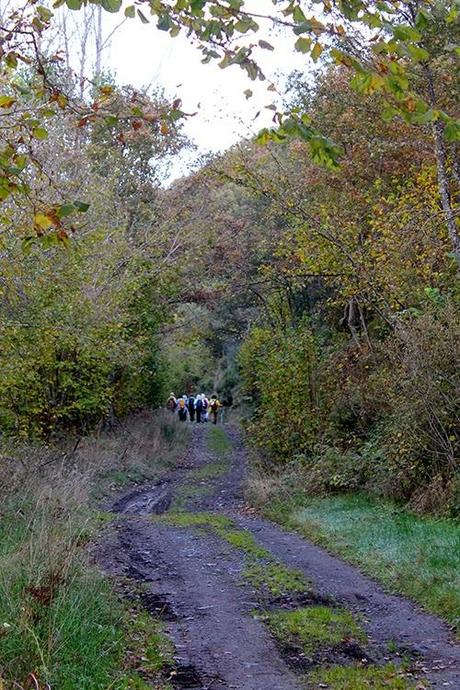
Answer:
[188,395,196,422]
[166,393,177,413]
[195,394,203,423]
[177,397,188,422]
[202,394,209,422]
[209,395,221,425]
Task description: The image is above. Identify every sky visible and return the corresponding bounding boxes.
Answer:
[91,1,312,178]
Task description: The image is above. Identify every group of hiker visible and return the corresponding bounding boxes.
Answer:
[166,393,222,424]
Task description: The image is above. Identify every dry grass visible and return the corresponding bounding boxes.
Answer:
[245,474,286,510]
[0,410,186,688]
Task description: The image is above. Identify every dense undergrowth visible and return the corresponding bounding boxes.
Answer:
[0,411,186,689]
[240,298,460,516]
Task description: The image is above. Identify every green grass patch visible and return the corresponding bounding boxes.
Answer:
[1,566,120,689]
[265,606,366,655]
[244,560,309,596]
[157,510,234,531]
[0,551,174,689]
[190,460,229,481]
[207,425,232,455]
[120,606,174,688]
[158,511,270,558]
[306,664,421,689]
[157,511,313,599]
[158,511,282,559]
[262,492,460,633]
[221,528,270,557]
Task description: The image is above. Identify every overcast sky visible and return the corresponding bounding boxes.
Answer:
[91,1,312,177]
[48,1,318,179]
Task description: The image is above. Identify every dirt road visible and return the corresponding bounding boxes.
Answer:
[97,424,460,690]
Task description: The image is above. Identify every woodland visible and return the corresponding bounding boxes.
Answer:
[0,1,459,687]
[1,0,458,512]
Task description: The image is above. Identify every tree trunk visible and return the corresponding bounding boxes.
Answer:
[423,64,460,262]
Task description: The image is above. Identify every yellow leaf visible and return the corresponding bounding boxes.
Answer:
[34,212,54,230]
[311,42,324,62]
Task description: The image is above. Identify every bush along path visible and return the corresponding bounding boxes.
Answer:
[96,424,460,690]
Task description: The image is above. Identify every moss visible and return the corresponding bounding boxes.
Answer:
[244,560,310,596]
[207,426,232,455]
[157,511,270,557]
[190,460,229,481]
[219,528,270,558]
[157,511,233,530]
[265,606,367,655]
[306,664,421,689]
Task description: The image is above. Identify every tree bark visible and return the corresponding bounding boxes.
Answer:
[423,64,460,262]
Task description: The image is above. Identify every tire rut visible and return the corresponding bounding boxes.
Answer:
[96,423,460,690]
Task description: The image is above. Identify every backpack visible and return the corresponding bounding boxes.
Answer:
[202,398,208,410]
[179,399,185,409]
[210,400,218,412]
[195,397,203,411]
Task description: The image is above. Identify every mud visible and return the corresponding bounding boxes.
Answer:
[96,423,460,689]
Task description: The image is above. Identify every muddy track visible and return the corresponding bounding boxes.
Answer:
[96,423,460,690]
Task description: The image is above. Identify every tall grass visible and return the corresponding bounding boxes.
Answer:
[0,410,186,688]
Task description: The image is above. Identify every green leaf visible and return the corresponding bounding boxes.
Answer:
[381,104,400,122]
[406,44,429,62]
[137,10,149,24]
[295,37,312,54]
[34,212,54,230]
[415,9,430,30]
[444,120,460,142]
[385,74,409,99]
[104,115,118,126]
[32,127,48,140]
[234,17,259,33]
[255,128,272,146]
[73,201,90,212]
[293,7,307,23]
[0,96,16,108]
[65,0,82,9]
[392,25,421,42]
[362,12,383,29]
[100,0,122,12]
[293,21,314,35]
[351,72,384,95]
[13,155,27,170]
[56,204,75,218]
[409,109,437,125]
[446,5,458,23]
[37,6,53,21]
[124,5,135,18]
[157,14,173,31]
[259,40,274,51]
[5,53,18,69]
[22,236,36,255]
